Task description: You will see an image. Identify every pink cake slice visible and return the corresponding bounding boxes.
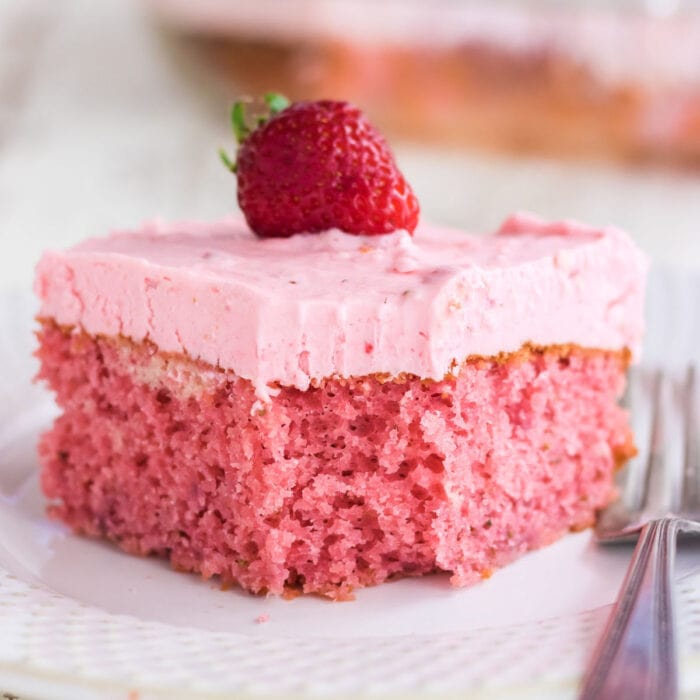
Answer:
[34,213,647,599]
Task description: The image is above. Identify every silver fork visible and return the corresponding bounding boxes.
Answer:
[579,366,700,700]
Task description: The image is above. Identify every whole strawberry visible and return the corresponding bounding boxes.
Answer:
[220,94,420,238]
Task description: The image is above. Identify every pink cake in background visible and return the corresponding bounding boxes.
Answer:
[34,213,647,599]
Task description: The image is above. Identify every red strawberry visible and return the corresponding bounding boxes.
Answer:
[220,94,420,238]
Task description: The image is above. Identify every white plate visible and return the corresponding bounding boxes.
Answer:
[2,274,700,700]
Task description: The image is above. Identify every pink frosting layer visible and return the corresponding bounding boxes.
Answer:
[34,213,647,398]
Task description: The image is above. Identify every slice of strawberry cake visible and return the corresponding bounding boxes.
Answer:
[34,97,647,599]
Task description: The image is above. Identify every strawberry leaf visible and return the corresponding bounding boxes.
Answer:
[218,147,236,173]
[231,102,250,143]
[264,93,290,116]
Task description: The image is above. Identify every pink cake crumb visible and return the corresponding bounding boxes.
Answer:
[256,614,270,624]
[36,322,634,600]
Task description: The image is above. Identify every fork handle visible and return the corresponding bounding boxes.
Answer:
[579,518,679,700]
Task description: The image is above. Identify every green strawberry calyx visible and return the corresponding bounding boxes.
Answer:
[219,93,290,173]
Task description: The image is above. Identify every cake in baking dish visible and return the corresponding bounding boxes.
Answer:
[147,0,700,163]
[34,212,646,599]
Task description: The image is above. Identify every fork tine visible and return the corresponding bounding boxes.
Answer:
[681,365,700,516]
[622,367,657,512]
[643,369,684,518]
[597,365,691,541]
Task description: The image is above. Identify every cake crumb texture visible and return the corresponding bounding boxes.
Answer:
[37,322,634,600]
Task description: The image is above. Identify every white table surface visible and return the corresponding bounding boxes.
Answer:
[1,0,700,297]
